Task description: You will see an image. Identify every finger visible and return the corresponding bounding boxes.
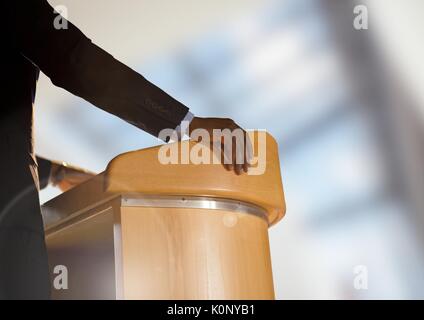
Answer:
[243,158,248,173]
[222,138,232,170]
[231,137,240,174]
[232,128,248,174]
[242,150,248,173]
[211,138,222,164]
[235,164,242,175]
[235,137,245,175]
[222,148,232,171]
[230,136,235,172]
[241,131,248,173]
[245,132,253,167]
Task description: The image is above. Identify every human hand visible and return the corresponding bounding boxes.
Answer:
[188,117,253,175]
[50,162,96,192]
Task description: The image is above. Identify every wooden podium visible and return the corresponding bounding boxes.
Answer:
[42,132,285,300]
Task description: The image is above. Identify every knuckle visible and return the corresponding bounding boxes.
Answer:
[225,118,235,126]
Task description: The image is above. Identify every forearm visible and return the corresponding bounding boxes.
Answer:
[47,38,189,137]
[10,0,189,138]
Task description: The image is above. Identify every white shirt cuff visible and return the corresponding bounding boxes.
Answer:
[175,111,194,141]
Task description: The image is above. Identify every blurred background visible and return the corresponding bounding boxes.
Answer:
[36,0,424,299]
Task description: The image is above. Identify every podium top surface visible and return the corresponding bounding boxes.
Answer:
[42,131,285,227]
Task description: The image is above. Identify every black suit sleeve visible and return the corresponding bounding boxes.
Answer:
[35,156,52,190]
[7,0,189,138]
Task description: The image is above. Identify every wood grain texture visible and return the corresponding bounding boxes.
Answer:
[105,131,285,225]
[41,131,284,300]
[43,131,285,228]
[119,206,275,300]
